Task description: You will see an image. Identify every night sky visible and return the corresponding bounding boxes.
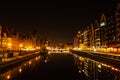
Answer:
[0,0,118,45]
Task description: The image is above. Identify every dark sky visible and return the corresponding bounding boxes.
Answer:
[0,0,118,45]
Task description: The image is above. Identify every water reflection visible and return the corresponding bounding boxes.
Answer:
[0,55,46,80]
[73,54,120,80]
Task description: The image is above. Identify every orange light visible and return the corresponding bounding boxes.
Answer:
[19,44,23,47]
[113,48,117,52]
[19,68,22,73]
[36,57,38,60]
[29,61,32,64]
[111,67,120,72]
[111,67,115,70]
[115,68,118,71]
[6,75,10,79]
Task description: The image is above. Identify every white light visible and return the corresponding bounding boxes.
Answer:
[100,22,105,27]
[45,60,47,63]
[79,70,81,73]
[82,70,84,72]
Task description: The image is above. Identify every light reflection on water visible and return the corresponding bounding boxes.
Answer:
[0,55,42,80]
[73,54,120,80]
[0,53,120,80]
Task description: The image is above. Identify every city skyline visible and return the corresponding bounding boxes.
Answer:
[0,1,118,45]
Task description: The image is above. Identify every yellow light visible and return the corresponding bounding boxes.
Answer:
[98,64,101,69]
[28,46,32,49]
[48,51,51,55]
[78,48,81,51]
[46,46,50,50]
[38,56,40,59]
[6,75,10,79]
[8,43,11,47]
[66,47,70,50]
[79,57,84,61]
[73,48,78,50]
[36,47,40,49]
[78,31,80,34]
[19,44,23,47]
[93,48,96,52]
[111,47,114,51]
[36,57,38,60]
[29,61,32,64]
[26,48,29,51]
[24,63,26,66]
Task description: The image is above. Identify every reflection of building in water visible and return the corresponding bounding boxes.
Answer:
[76,56,120,80]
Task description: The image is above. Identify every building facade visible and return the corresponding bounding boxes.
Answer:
[99,13,107,48]
[74,2,120,52]
[0,25,40,51]
[115,3,120,47]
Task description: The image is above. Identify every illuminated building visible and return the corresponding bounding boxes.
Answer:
[104,2,120,48]
[86,26,91,48]
[0,26,40,51]
[115,3,120,47]
[20,33,34,50]
[75,2,120,52]
[2,27,19,51]
[90,24,95,48]
[83,29,88,48]
[99,13,107,48]
[64,43,73,50]
[94,20,100,48]
[104,2,116,48]
[77,26,91,49]
[19,31,40,51]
